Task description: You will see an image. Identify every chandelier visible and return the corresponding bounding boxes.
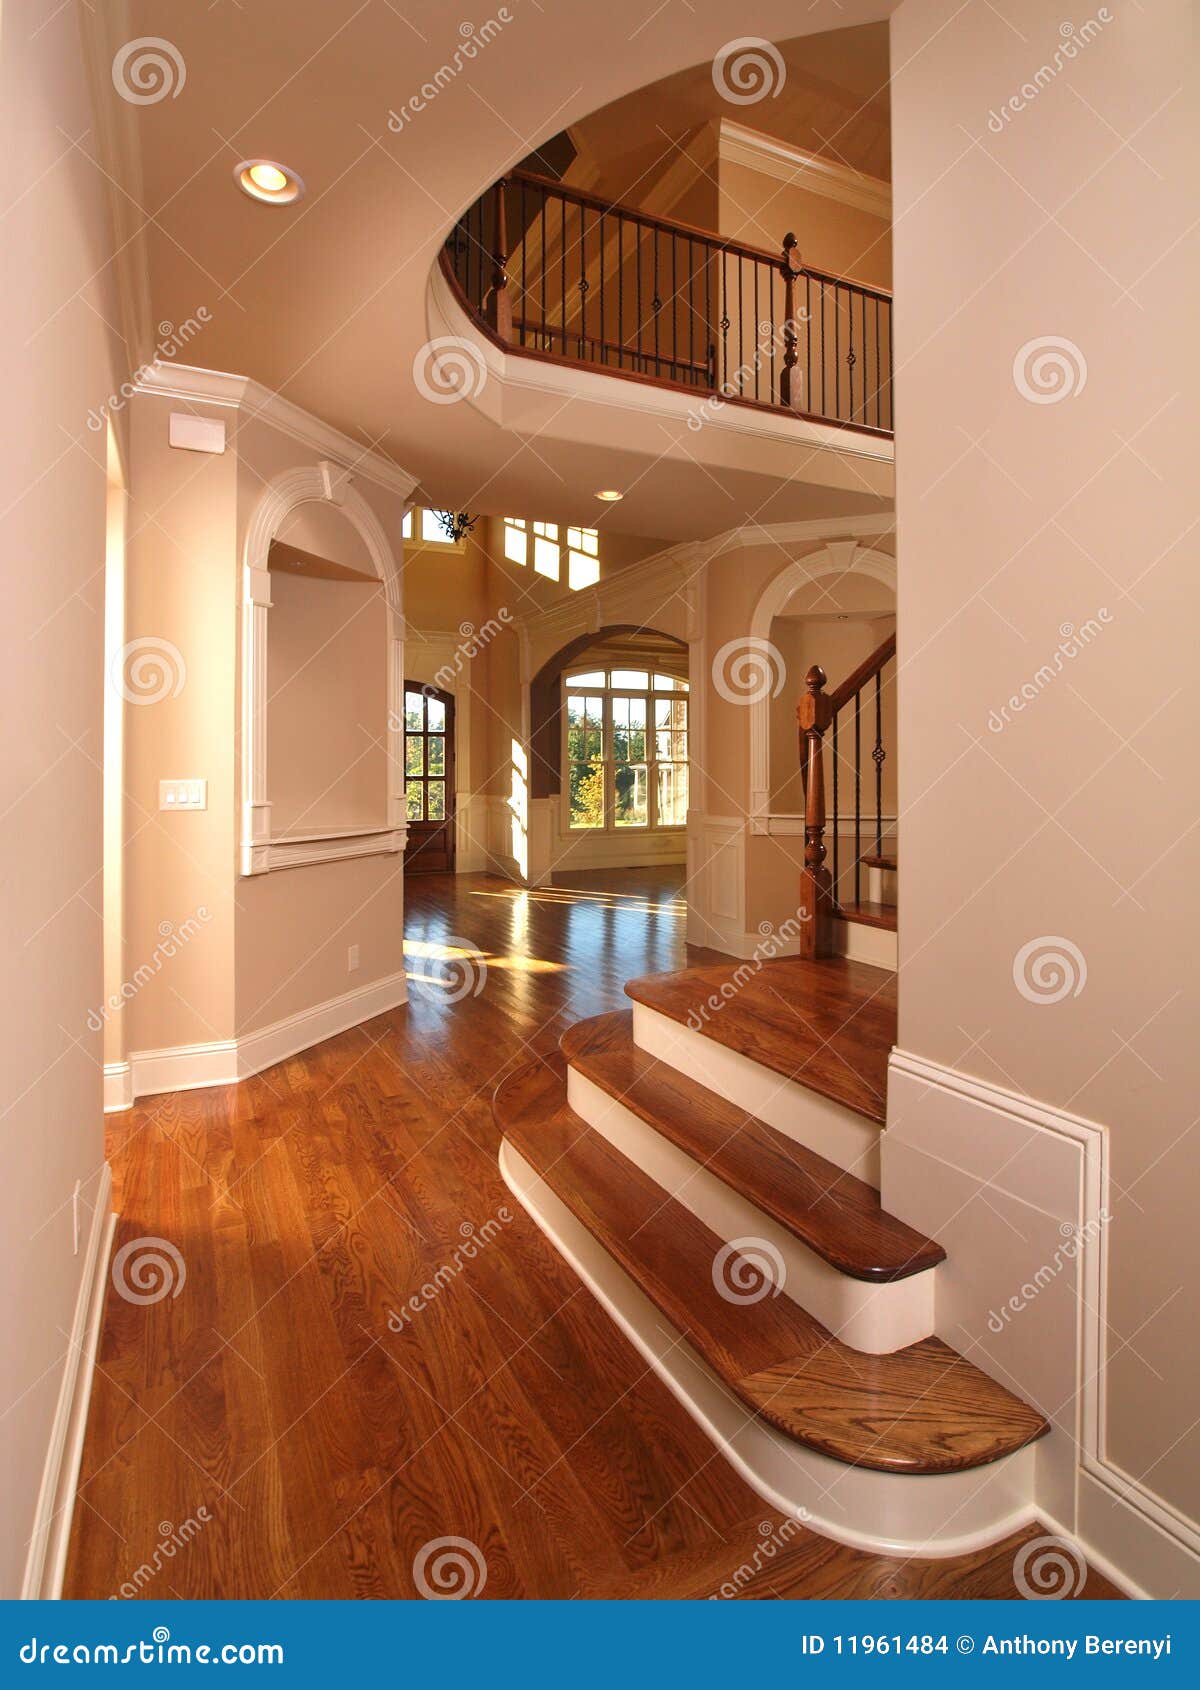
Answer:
[433,510,478,544]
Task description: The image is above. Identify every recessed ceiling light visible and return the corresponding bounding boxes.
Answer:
[235,159,305,205]
[594,489,623,502]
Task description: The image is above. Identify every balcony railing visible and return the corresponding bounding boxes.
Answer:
[441,171,893,437]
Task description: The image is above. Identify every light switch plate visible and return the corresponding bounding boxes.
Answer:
[159,779,207,811]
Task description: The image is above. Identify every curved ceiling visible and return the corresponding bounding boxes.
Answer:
[96,0,895,541]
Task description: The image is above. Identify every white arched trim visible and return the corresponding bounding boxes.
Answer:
[748,542,897,835]
[241,461,406,874]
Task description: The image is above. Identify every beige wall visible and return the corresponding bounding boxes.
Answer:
[719,162,891,291]
[891,0,1197,1523]
[266,570,388,836]
[123,393,238,1054]
[0,1,123,1595]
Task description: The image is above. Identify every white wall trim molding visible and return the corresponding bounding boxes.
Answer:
[886,1049,1200,1598]
[239,463,406,876]
[236,970,408,1079]
[134,364,417,500]
[103,1062,133,1114]
[716,119,892,221]
[748,545,897,833]
[127,972,410,1102]
[22,1167,116,1599]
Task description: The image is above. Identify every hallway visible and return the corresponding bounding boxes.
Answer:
[64,870,1115,1600]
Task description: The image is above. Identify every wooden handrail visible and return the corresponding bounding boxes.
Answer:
[507,168,894,299]
[829,631,896,711]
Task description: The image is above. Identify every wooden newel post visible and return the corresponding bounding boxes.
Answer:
[489,177,512,342]
[780,232,802,410]
[797,664,833,958]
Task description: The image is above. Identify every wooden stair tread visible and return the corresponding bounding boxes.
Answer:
[861,854,897,872]
[624,956,894,1125]
[496,1057,1049,1476]
[561,1011,944,1282]
[834,901,898,931]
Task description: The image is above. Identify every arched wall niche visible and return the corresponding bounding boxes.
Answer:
[240,461,405,874]
[747,542,896,833]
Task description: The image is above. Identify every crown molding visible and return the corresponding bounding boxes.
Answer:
[133,364,417,499]
[716,120,891,221]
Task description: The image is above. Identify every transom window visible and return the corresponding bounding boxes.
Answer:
[403,688,448,822]
[402,508,464,549]
[503,518,601,590]
[563,668,689,832]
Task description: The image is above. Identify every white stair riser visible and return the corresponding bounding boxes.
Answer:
[832,919,898,970]
[631,1002,882,1184]
[501,1140,1039,1558]
[867,864,898,906]
[566,1067,935,1355]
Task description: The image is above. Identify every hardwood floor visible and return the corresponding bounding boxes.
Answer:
[64,868,1120,1600]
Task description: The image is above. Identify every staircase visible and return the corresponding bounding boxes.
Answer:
[494,954,1050,1557]
[798,632,898,970]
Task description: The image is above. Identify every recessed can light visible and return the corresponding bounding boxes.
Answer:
[594,489,623,502]
[235,158,306,205]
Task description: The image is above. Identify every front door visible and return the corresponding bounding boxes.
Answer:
[403,683,455,874]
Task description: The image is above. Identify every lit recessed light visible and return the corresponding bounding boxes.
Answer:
[235,158,306,205]
[594,489,623,502]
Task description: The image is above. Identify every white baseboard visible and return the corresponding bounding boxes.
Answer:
[886,1047,1199,1601]
[124,970,409,1103]
[102,1063,133,1113]
[832,917,897,970]
[235,968,408,1079]
[22,1165,116,1599]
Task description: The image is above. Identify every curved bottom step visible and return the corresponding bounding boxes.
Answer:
[501,1137,1040,1558]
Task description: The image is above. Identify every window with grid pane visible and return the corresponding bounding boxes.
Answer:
[563,670,687,832]
[404,688,448,822]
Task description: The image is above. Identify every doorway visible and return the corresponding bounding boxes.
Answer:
[403,682,455,874]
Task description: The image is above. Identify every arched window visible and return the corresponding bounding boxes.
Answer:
[562,666,689,832]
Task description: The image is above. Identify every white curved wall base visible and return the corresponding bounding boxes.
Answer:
[501,1139,1039,1558]
[631,1002,882,1184]
[566,1067,935,1355]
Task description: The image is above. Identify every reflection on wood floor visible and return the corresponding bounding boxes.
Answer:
[64,868,1120,1599]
